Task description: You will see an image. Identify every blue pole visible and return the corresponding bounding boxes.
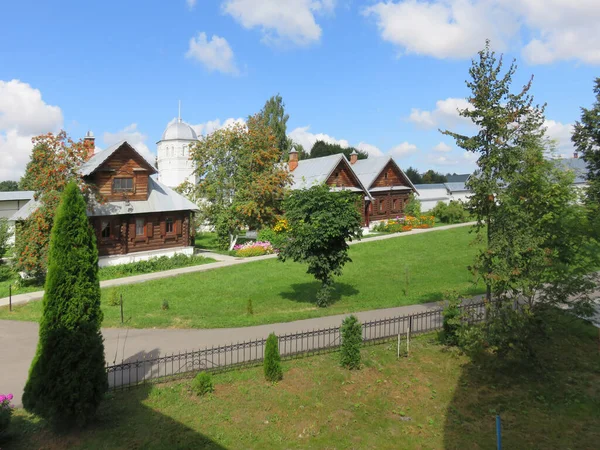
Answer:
[496,415,502,450]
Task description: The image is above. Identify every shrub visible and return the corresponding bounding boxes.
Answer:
[257,228,287,251]
[264,333,283,382]
[441,294,463,346]
[191,372,214,396]
[404,193,421,217]
[108,288,120,306]
[340,315,362,370]
[246,298,254,315]
[23,182,107,429]
[433,200,469,224]
[161,299,169,311]
[98,254,211,280]
[0,394,14,435]
[234,241,274,257]
[373,215,434,233]
[0,218,11,259]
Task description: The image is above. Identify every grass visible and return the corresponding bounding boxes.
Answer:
[4,309,599,449]
[0,226,484,329]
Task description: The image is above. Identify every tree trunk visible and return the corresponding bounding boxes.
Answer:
[228,233,238,251]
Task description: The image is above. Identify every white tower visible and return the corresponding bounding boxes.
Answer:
[157,104,199,188]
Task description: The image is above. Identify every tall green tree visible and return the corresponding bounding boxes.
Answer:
[442,41,546,303]
[278,185,363,307]
[421,169,448,184]
[190,115,291,250]
[404,167,423,184]
[258,94,290,156]
[23,181,107,429]
[0,180,19,191]
[572,77,600,236]
[309,140,368,160]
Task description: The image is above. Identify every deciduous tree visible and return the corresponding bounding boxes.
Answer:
[0,180,19,191]
[23,182,106,428]
[16,131,95,277]
[309,140,368,160]
[258,94,289,156]
[190,116,291,249]
[278,185,363,307]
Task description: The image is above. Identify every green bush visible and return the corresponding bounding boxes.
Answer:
[432,200,469,224]
[191,372,214,396]
[161,299,169,311]
[404,193,421,217]
[0,394,14,435]
[264,333,283,382]
[340,315,362,370]
[98,254,211,280]
[23,182,107,429]
[257,228,287,251]
[441,294,462,346]
[246,298,254,315]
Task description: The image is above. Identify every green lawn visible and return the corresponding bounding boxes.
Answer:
[4,310,599,449]
[0,227,484,329]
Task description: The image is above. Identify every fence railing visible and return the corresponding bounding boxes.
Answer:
[107,300,487,390]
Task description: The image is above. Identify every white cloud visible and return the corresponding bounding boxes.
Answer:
[186,0,197,10]
[364,0,515,59]
[544,119,574,157]
[433,142,452,152]
[103,124,154,163]
[0,80,63,180]
[364,0,600,65]
[409,97,473,129]
[222,0,335,46]
[185,32,239,75]
[191,117,247,136]
[288,126,350,153]
[389,142,418,157]
[356,141,384,157]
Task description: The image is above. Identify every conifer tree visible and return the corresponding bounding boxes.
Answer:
[23,181,107,428]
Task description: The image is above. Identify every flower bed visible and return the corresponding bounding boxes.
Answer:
[0,394,14,435]
[234,241,274,257]
[373,215,435,233]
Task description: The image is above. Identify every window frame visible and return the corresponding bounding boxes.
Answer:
[165,217,174,234]
[100,220,111,239]
[112,177,134,193]
[135,218,145,236]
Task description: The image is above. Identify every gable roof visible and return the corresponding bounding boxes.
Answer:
[352,156,418,193]
[446,174,470,183]
[79,141,157,177]
[290,154,371,197]
[87,177,199,217]
[11,177,199,221]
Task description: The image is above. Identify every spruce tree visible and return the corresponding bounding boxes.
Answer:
[23,181,107,428]
[264,333,283,382]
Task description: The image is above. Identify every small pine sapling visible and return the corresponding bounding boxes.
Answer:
[264,333,283,382]
[340,315,362,370]
[191,372,214,396]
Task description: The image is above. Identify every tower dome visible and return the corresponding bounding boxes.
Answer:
[161,119,198,141]
[156,108,199,188]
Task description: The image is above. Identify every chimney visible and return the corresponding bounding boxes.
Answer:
[84,131,95,160]
[289,148,298,171]
[573,151,578,159]
[350,149,358,165]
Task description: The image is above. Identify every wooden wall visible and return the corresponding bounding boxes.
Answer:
[94,211,192,257]
[89,146,152,202]
[368,192,410,222]
[371,161,410,189]
[326,161,361,189]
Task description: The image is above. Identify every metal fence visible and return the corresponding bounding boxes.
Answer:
[107,300,487,390]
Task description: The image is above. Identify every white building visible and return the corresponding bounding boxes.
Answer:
[156,115,199,189]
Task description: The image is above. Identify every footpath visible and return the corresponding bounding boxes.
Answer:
[0,222,475,308]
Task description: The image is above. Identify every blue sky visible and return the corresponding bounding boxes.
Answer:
[1,0,598,180]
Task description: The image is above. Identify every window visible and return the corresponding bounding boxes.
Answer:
[101,220,111,238]
[392,199,399,211]
[379,199,385,213]
[136,218,145,236]
[165,217,174,234]
[384,172,388,180]
[113,177,133,193]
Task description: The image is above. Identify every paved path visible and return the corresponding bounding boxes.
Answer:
[0,222,475,308]
[0,297,475,407]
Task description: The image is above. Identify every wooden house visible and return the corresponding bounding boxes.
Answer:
[287,150,417,227]
[12,139,199,267]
